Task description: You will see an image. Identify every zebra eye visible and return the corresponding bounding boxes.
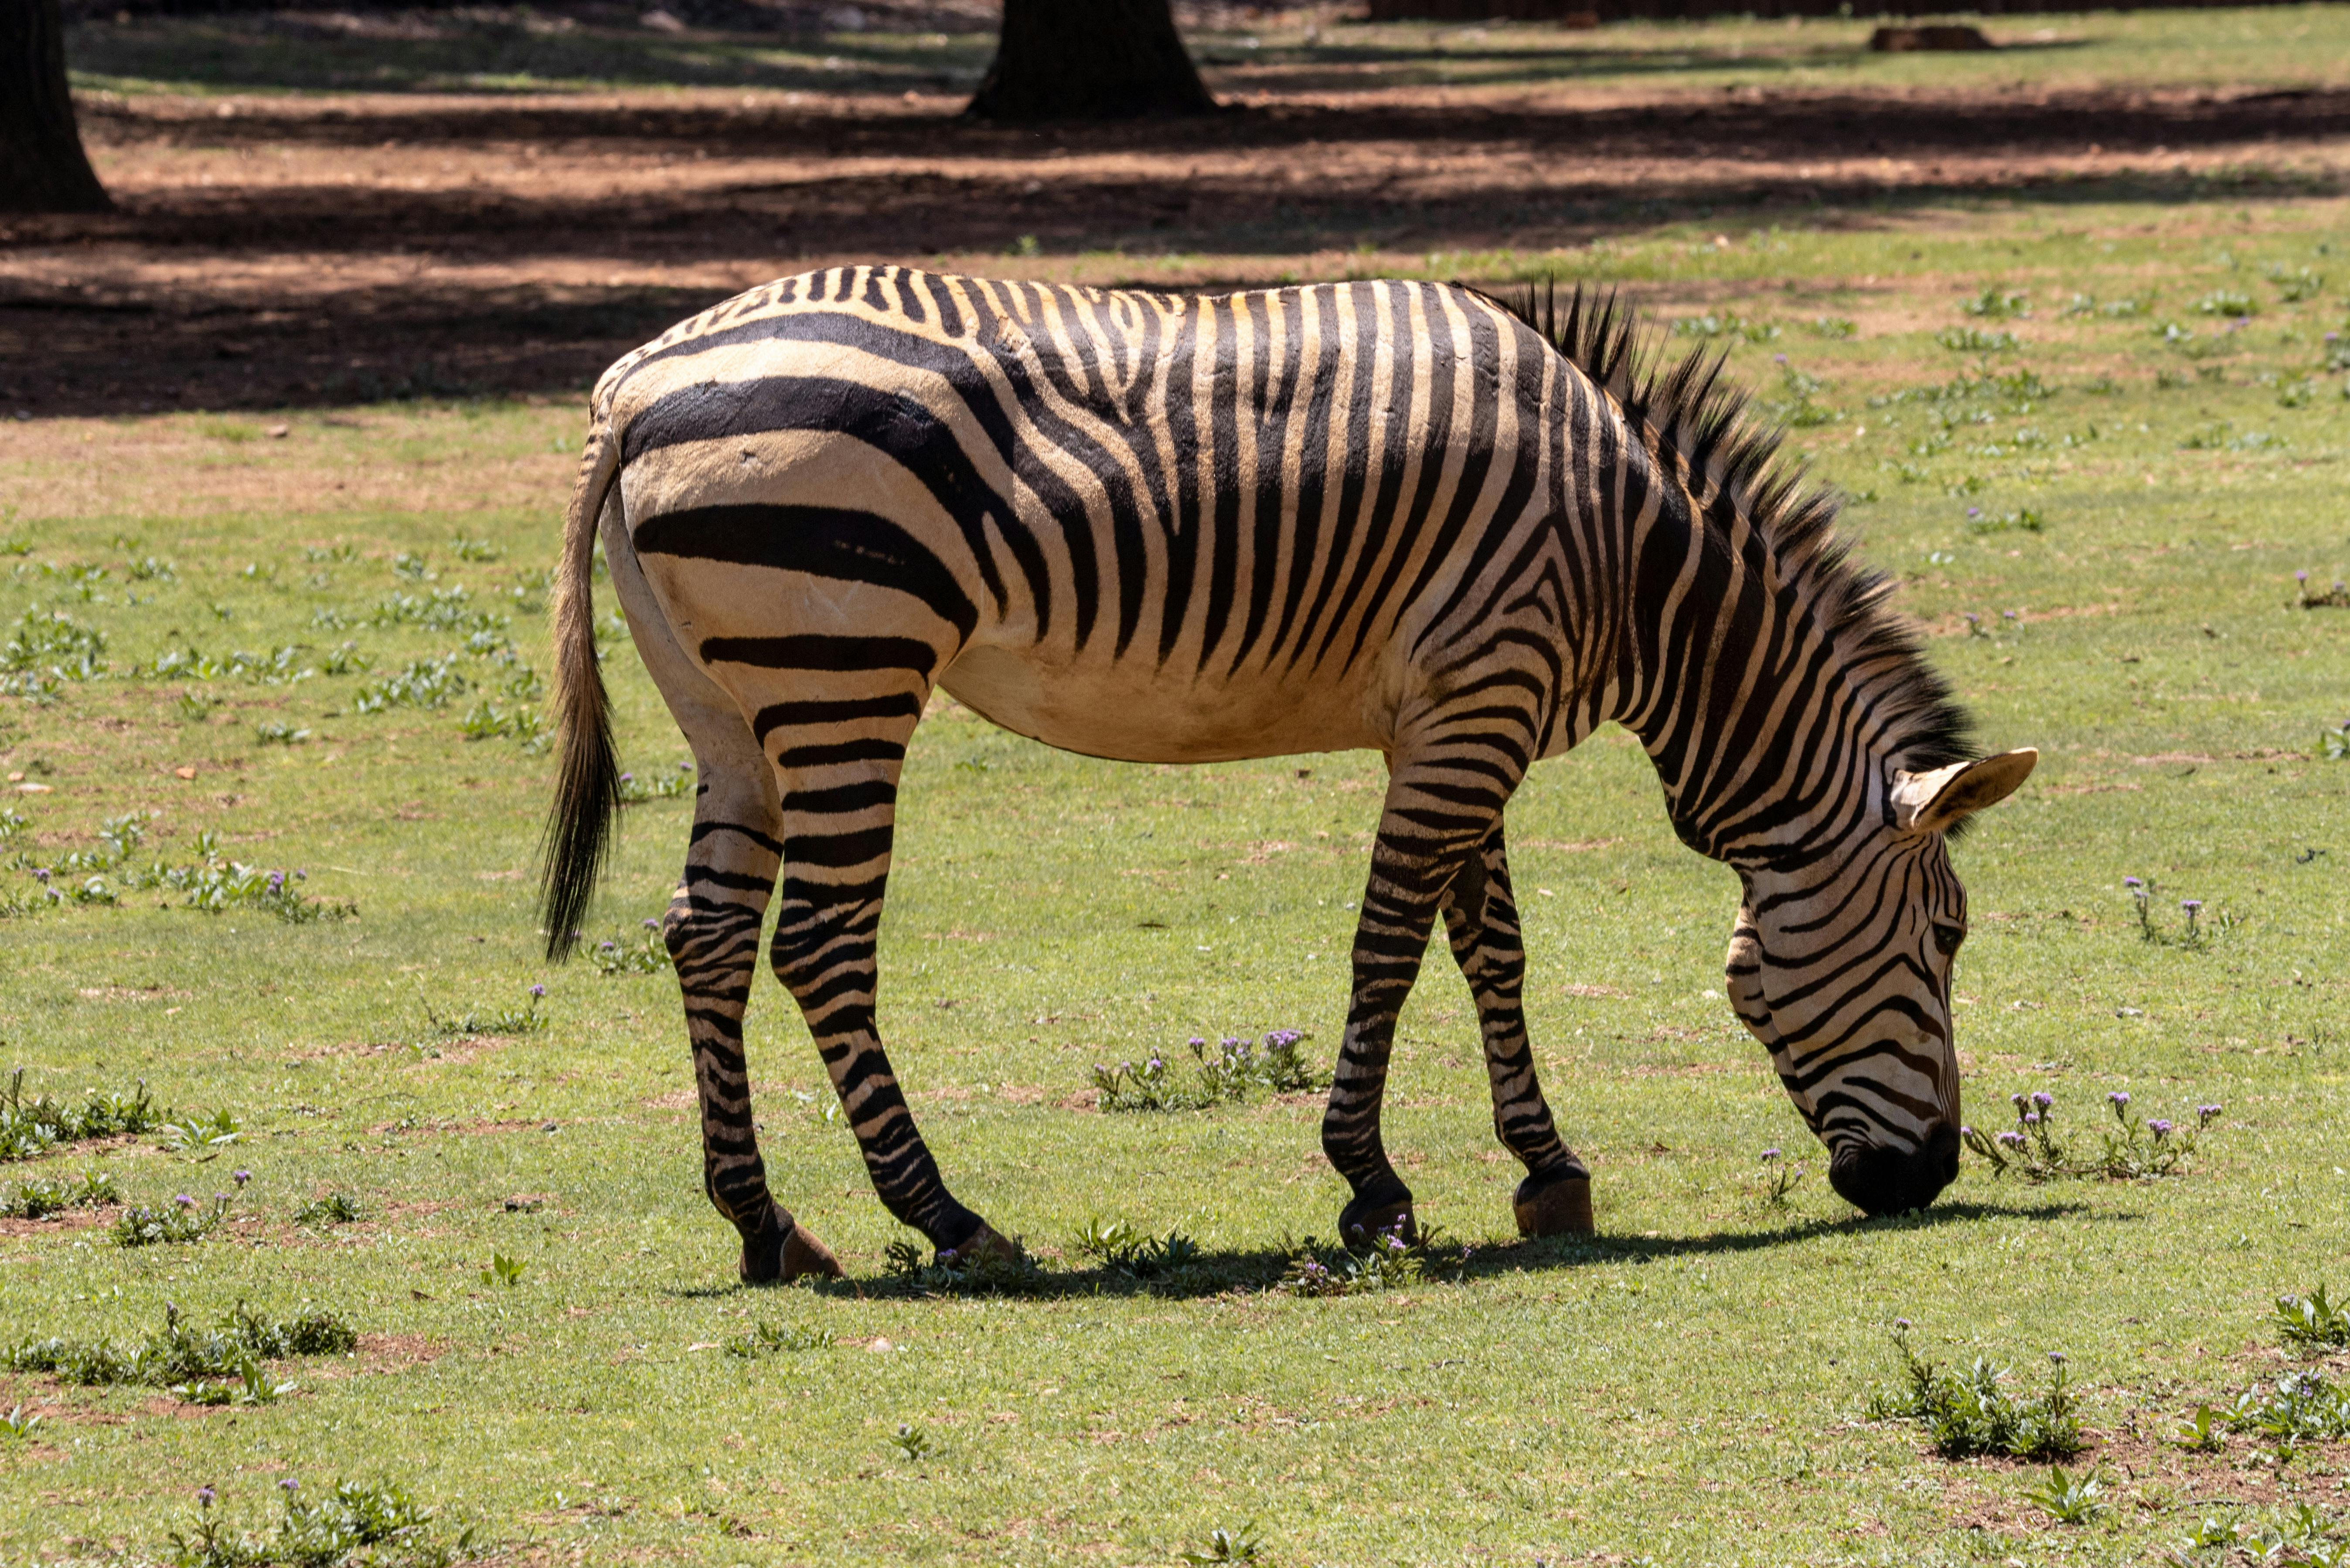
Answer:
[1931,923,1965,956]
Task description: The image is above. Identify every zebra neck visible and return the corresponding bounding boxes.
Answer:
[1601,485,1890,870]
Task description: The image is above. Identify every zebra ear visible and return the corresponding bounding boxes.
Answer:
[1890,748,2038,834]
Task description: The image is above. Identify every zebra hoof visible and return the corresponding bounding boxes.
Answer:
[936,1221,1022,1269]
[780,1221,845,1282]
[1338,1196,1417,1248]
[739,1208,842,1285]
[1513,1170,1595,1238]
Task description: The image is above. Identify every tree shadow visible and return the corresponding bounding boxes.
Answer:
[11,71,2340,418]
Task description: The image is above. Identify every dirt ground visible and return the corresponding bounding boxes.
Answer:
[3,5,2348,417]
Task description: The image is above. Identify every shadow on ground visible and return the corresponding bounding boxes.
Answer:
[4,76,2340,417]
[652,1198,2098,1304]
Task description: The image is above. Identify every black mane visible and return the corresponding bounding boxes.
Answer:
[1482,280,1976,778]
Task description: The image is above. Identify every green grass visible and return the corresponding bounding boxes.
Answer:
[7,61,2350,1568]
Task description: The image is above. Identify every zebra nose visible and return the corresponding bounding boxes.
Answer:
[1828,1122,1961,1216]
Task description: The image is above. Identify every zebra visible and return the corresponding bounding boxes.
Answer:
[539,265,2035,1283]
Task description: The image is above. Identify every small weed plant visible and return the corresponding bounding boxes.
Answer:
[889,1423,932,1462]
[167,1477,469,1568]
[158,1107,242,1159]
[0,1069,163,1160]
[1072,1217,1203,1281]
[1176,1525,1264,1565]
[1962,1087,2219,1182]
[425,986,545,1039]
[3,1167,120,1218]
[113,1190,235,1247]
[479,1252,525,1289]
[1754,1147,1804,1206]
[293,1192,363,1228]
[1863,1325,2085,1461]
[615,762,694,803]
[8,1300,356,1391]
[2219,1368,2350,1459]
[724,1321,833,1359]
[1281,1222,1468,1299]
[2023,1464,2110,1526]
[0,1404,40,1440]
[2121,874,2234,946]
[1094,1030,1322,1111]
[2273,1284,2350,1352]
[591,922,670,976]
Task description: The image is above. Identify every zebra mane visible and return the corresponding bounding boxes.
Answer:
[1482,280,1976,782]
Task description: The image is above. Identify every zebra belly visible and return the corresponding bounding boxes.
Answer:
[938,643,1389,765]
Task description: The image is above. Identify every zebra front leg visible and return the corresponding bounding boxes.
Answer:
[1437,822,1594,1238]
[764,724,1013,1267]
[1324,751,1522,1245]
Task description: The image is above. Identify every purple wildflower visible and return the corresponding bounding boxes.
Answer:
[2181,899,2202,914]
[1894,1317,1912,1331]
[174,1193,194,1209]
[2022,1112,2041,1128]
[1998,1131,2027,1150]
[2300,571,2312,583]
[1761,1148,1782,1162]
[2048,1350,2065,1365]
[197,1486,215,1508]
[232,1169,250,1187]
[642,917,659,930]
[280,1478,299,1493]
[267,869,285,892]
[2109,1091,2130,1107]
[528,983,546,999]
[2031,1091,2053,1109]
[2122,876,2142,889]
[2149,1119,2172,1139]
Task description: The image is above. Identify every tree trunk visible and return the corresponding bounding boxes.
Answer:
[1,0,112,213]
[967,0,1216,123]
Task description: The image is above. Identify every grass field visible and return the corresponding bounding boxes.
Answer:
[4,8,2350,1565]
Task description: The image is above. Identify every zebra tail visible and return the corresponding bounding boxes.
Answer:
[538,424,623,961]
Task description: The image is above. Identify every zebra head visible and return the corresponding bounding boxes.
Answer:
[1724,748,2037,1216]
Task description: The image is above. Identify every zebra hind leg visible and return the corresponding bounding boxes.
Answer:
[762,703,1015,1268]
[599,508,841,1285]
[663,827,845,1285]
[1437,822,1594,1238]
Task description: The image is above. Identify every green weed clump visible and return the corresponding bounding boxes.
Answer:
[1864,1325,2085,1461]
[590,921,669,976]
[424,986,545,1039]
[7,1300,357,1395]
[1093,1030,1323,1111]
[615,761,694,803]
[2272,1284,2350,1352]
[0,1068,163,1161]
[2023,1464,2110,1525]
[724,1321,833,1359]
[1280,1223,1468,1299]
[167,1477,471,1568]
[112,1190,235,1247]
[1072,1217,1204,1282]
[2218,1369,2350,1459]
[1,1167,119,1218]
[292,1193,362,1228]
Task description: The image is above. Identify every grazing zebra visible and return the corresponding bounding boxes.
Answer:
[540,266,2034,1282]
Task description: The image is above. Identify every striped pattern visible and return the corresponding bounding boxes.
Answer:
[541,267,2033,1278]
